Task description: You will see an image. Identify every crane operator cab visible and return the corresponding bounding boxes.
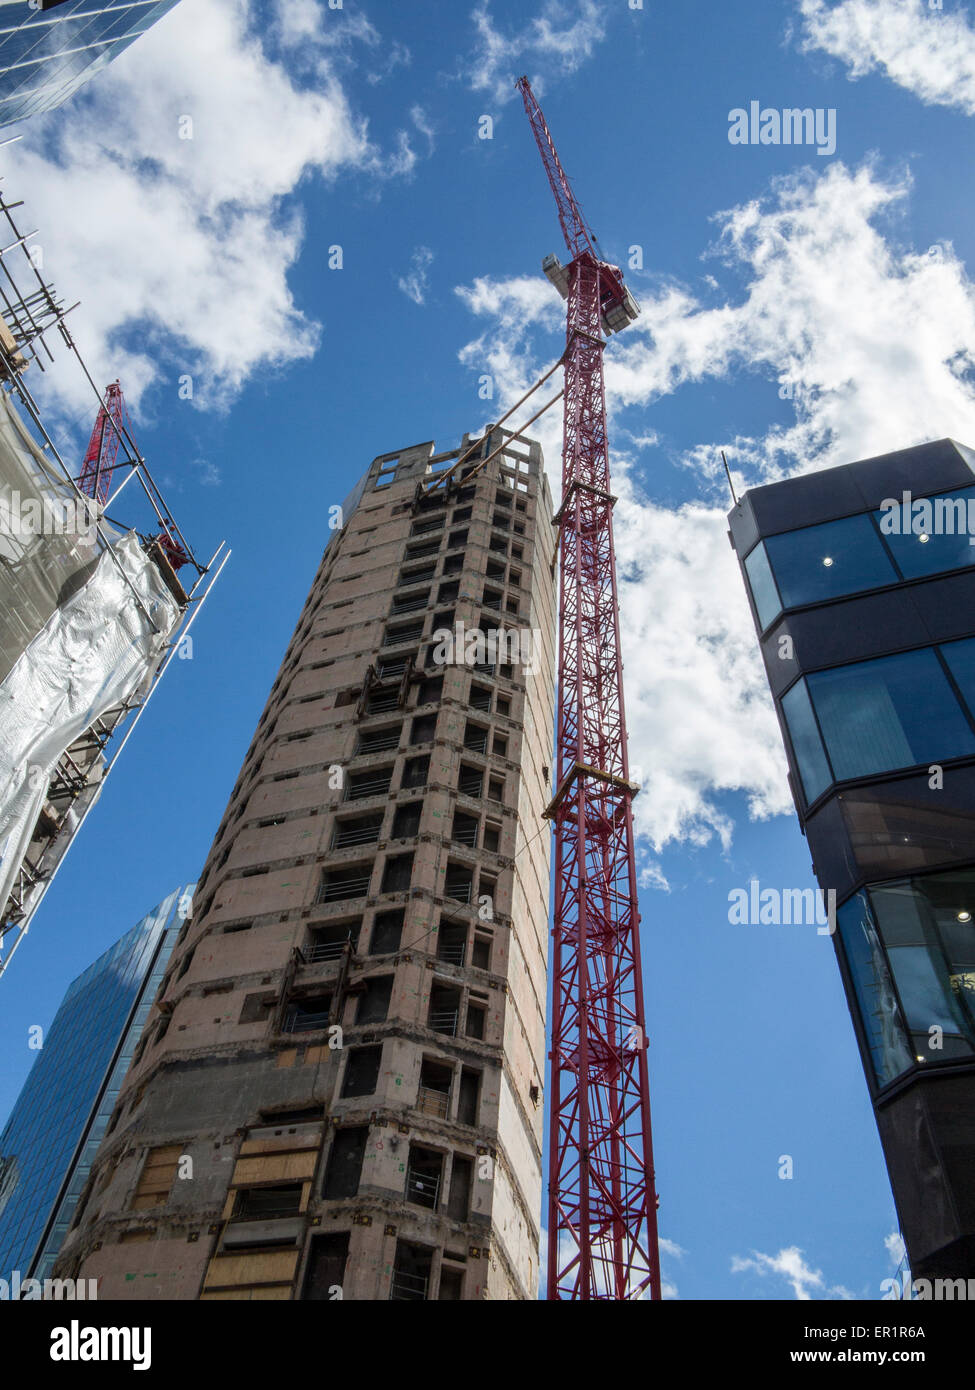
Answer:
[542,253,641,336]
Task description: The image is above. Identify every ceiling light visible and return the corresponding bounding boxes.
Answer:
[822,556,833,567]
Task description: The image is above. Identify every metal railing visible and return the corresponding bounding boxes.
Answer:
[445,880,472,903]
[458,774,483,797]
[347,774,392,801]
[405,1165,441,1210]
[333,822,382,848]
[318,873,371,902]
[305,939,353,964]
[437,939,466,966]
[390,1269,428,1301]
[284,1009,331,1035]
[463,734,488,753]
[392,593,428,613]
[356,731,400,753]
[452,823,478,847]
[383,624,423,645]
[428,1008,459,1036]
[367,690,400,714]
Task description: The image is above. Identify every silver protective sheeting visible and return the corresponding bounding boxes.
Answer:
[0,529,179,922]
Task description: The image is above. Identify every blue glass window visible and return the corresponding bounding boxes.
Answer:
[765,513,897,613]
[743,541,780,630]
[940,638,975,717]
[782,679,832,804]
[877,486,975,579]
[836,894,914,1088]
[807,648,975,783]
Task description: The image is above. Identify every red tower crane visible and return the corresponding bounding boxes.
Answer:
[517,76,661,1300]
[78,379,189,572]
[77,379,130,505]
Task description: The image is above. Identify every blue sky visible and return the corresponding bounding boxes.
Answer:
[3,0,975,1299]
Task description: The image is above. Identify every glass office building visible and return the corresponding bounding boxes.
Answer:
[0,0,179,128]
[730,437,975,1280]
[0,884,192,1282]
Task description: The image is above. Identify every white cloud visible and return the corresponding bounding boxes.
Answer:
[798,0,975,115]
[885,1230,906,1265]
[398,247,436,305]
[467,0,608,105]
[731,1245,854,1300]
[455,159,975,855]
[5,0,419,421]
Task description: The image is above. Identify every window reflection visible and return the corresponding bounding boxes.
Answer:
[807,650,975,783]
[838,871,975,1088]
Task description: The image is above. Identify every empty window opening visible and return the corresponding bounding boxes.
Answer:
[418,1059,452,1119]
[390,1240,433,1302]
[284,994,333,1035]
[391,801,422,839]
[458,764,483,798]
[406,1147,443,1211]
[356,725,401,755]
[301,1233,350,1301]
[333,814,383,849]
[445,865,473,904]
[356,975,393,1025]
[466,1001,486,1041]
[306,921,359,963]
[370,909,404,955]
[417,675,443,705]
[457,1069,480,1126]
[233,1184,303,1222]
[323,1128,368,1201]
[410,713,437,745]
[471,932,492,971]
[382,854,414,893]
[463,723,488,754]
[341,1045,383,1098]
[428,984,461,1037]
[347,767,393,802]
[401,755,429,790]
[437,921,467,967]
[447,1155,473,1222]
[318,864,372,903]
[452,812,479,848]
[439,1266,464,1300]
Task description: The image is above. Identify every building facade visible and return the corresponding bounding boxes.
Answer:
[0,885,190,1284]
[56,429,557,1300]
[0,0,179,127]
[729,438,975,1279]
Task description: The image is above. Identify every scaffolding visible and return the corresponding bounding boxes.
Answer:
[0,176,230,976]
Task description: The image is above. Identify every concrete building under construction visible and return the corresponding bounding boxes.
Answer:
[55,429,556,1300]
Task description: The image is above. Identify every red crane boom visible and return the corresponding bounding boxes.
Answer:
[77,380,130,505]
[517,75,661,1301]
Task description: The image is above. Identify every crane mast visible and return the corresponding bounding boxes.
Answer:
[517,76,661,1300]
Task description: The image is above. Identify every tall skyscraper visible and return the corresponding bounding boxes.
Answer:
[0,885,191,1284]
[56,430,557,1300]
[729,438,975,1279]
[0,0,179,127]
